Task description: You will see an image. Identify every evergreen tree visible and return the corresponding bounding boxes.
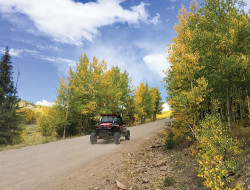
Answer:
[0,47,21,145]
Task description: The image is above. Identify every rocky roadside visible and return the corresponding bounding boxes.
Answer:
[90,129,204,190]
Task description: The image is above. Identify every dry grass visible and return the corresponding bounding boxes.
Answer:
[0,124,57,151]
[157,110,172,119]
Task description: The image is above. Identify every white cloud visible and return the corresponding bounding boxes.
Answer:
[40,56,76,75]
[170,0,176,2]
[131,2,149,23]
[23,49,39,56]
[41,56,76,67]
[2,47,76,76]
[35,99,55,107]
[143,53,170,78]
[150,13,160,25]
[0,0,160,46]
[134,40,167,54]
[2,48,38,58]
[3,47,40,58]
[86,42,147,87]
[166,6,175,10]
[9,48,23,57]
[86,41,169,87]
[163,102,170,111]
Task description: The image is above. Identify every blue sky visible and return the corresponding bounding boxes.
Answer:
[0,0,249,109]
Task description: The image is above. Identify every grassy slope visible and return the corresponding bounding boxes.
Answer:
[0,124,57,151]
[157,111,172,119]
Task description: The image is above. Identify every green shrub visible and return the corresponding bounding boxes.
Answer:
[196,115,242,189]
[37,106,57,137]
[164,176,176,187]
[165,131,174,149]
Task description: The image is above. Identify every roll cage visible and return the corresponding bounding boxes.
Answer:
[99,114,124,125]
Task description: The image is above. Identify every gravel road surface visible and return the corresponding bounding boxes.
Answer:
[0,118,169,190]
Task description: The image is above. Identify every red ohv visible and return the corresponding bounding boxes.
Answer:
[90,114,130,144]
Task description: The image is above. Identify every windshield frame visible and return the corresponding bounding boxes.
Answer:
[99,115,116,123]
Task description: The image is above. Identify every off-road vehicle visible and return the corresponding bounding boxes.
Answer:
[90,114,130,144]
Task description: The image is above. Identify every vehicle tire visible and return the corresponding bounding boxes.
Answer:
[90,132,97,144]
[114,132,120,144]
[125,130,130,140]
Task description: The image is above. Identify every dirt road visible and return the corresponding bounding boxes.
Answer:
[0,118,169,190]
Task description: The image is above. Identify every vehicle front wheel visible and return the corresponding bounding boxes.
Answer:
[125,130,130,140]
[114,132,120,144]
[90,132,97,144]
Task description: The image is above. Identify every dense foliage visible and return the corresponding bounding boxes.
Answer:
[37,53,164,138]
[134,83,164,123]
[165,0,249,189]
[18,107,38,125]
[197,116,242,189]
[0,48,21,145]
[165,0,249,129]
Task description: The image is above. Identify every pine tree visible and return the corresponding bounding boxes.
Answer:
[0,47,21,145]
